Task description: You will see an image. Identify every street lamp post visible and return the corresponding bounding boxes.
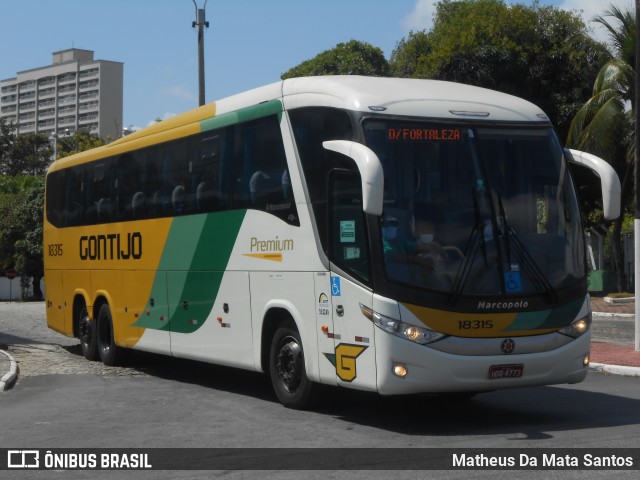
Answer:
[192,0,209,107]
[634,0,640,352]
[49,130,72,161]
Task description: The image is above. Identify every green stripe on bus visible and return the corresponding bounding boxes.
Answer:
[200,99,283,132]
[133,210,246,333]
[504,298,584,332]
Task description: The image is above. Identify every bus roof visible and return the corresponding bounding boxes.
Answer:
[281,76,549,123]
[48,76,549,172]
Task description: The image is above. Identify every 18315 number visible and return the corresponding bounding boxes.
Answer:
[458,319,493,330]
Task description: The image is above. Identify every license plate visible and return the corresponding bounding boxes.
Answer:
[488,364,524,379]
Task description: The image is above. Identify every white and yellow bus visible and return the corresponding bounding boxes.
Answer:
[44,76,620,408]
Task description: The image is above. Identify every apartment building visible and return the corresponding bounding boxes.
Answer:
[0,49,123,140]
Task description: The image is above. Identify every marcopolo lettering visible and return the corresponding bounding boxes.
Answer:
[79,232,142,260]
[477,300,529,310]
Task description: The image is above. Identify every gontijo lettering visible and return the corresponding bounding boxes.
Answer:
[79,232,142,260]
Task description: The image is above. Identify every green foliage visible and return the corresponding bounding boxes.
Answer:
[0,117,52,176]
[55,129,105,159]
[281,40,389,79]
[567,5,636,291]
[389,31,431,78]
[0,176,44,298]
[389,0,609,140]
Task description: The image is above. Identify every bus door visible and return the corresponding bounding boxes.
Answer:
[325,171,377,390]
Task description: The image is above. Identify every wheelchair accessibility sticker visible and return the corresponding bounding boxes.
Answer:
[505,271,523,293]
[331,276,341,296]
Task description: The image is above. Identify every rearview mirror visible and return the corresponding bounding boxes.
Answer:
[564,148,621,220]
[322,140,384,216]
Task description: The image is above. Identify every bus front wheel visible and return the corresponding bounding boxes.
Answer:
[78,306,98,361]
[96,303,127,366]
[269,323,315,409]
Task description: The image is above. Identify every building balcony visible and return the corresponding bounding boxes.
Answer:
[58,116,76,127]
[18,122,36,133]
[58,84,77,94]
[38,119,55,129]
[38,98,55,108]
[38,88,55,99]
[38,109,55,118]
[1,113,17,122]
[58,73,76,84]
[19,101,36,111]
[38,78,55,88]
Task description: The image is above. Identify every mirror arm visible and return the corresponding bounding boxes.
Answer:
[564,148,621,220]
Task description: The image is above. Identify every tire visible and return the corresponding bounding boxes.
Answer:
[269,322,315,409]
[78,305,98,361]
[96,303,127,366]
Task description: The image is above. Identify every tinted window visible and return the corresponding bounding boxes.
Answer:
[46,114,299,227]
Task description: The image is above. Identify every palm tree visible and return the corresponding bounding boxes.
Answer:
[567,4,635,292]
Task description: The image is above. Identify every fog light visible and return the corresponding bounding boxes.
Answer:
[583,354,590,366]
[393,363,408,378]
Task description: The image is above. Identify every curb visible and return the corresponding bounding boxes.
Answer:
[603,296,635,304]
[589,362,640,377]
[0,349,18,391]
[592,311,635,318]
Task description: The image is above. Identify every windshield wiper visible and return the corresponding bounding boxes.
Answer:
[497,194,558,302]
[448,190,488,306]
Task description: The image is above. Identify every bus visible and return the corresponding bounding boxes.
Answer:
[44,76,620,408]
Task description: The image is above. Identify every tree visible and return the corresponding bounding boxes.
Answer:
[0,176,44,298]
[389,0,609,139]
[13,178,45,299]
[281,40,389,79]
[0,117,52,175]
[55,129,105,159]
[7,133,52,175]
[0,117,16,164]
[567,4,635,292]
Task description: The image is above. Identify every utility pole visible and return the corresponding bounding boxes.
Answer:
[192,0,209,107]
[635,0,640,351]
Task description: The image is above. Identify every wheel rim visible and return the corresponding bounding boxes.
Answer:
[275,336,303,393]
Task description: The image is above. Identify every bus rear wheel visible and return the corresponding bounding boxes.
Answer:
[269,323,315,409]
[78,306,98,361]
[96,303,127,366]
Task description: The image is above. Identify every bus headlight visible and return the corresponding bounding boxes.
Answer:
[558,313,591,338]
[360,304,446,345]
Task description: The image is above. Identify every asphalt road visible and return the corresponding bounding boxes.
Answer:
[1,302,639,480]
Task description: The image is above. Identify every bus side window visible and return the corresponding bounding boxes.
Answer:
[64,167,83,226]
[329,170,370,283]
[193,133,222,213]
[83,161,114,224]
[233,115,299,225]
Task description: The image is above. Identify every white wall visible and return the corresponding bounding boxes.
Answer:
[0,277,45,301]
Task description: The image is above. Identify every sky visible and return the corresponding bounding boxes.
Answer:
[0,0,634,132]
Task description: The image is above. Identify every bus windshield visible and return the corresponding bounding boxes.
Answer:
[363,120,585,299]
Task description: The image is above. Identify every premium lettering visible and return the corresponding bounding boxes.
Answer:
[79,232,142,260]
[250,236,294,252]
